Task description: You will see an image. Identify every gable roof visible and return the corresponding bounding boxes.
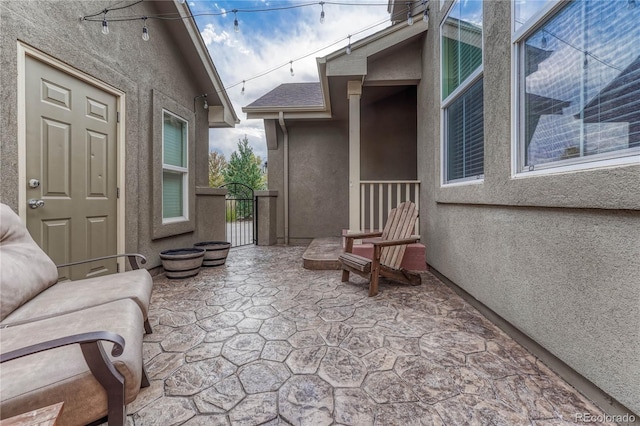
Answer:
[246,83,323,109]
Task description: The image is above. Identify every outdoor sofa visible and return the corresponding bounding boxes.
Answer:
[0,203,152,425]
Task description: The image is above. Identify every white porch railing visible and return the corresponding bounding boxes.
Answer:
[360,180,420,235]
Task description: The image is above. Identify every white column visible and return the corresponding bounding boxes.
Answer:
[347,80,362,232]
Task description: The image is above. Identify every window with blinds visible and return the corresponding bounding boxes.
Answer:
[162,111,188,221]
[515,0,640,172]
[441,0,484,184]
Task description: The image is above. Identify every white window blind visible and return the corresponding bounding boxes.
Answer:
[162,111,188,220]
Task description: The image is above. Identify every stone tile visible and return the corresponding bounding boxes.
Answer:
[362,371,419,404]
[493,375,556,419]
[199,312,245,331]
[340,328,384,357]
[244,305,279,320]
[182,415,229,426]
[434,394,529,425]
[195,305,225,320]
[193,376,245,414]
[279,376,334,426]
[260,317,297,340]
[333,388,375,426]
[281,304,321,321]
[205,327,238,343]
[318,347,367,387]
[318,305,355,322]
[143,342,162,362]
[362,347,398,371]
[133,396,195,426]
[447,366,494,396]
[394,356,459,404]
[286,346,327,374]
[146,352,184,380]
[236,318,263,333]
[222,333,266,365]
[185,342,224,362]
[236,284,263,296]
[466,350,522,379]
[160,324,206,352]
[207,291,243,306]
[288,330,325,348]
[224,297,253,312]
[261,341,293,362]
[374,403,444,426]
[238,360,291,393]
[317,322,353,346]
[127,379,164,414]
[251,295,278,306]
[159,310,198,327]
[384,335,421,356]
[165,357,235,396]
[229,392,279,426]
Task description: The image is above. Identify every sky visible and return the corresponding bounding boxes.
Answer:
[186,0,393,163]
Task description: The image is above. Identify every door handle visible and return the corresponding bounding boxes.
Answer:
[28,199,45,209]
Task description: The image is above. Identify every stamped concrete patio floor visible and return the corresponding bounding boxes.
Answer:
[130,245,611,426]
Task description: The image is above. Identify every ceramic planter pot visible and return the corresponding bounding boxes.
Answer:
[194,241,231,267]
[160,248,205,279]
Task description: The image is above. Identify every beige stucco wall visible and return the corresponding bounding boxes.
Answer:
[268,121,349,244]
[0,1,224,269]
[419,0,640,414]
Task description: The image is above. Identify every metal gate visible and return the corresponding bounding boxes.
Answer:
[220,182,255,247]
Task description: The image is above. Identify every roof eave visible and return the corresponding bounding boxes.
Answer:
[175,1,240,127]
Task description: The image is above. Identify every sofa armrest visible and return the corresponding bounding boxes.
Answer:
[1,331,125,363]
[1,331,128,425]
[57,254,147,270]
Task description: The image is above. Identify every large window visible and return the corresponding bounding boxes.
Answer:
[514,0,640,173]
[162,110,188,221]
[441,0,484,183]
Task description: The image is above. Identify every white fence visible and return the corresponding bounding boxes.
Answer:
[360,180,420,234]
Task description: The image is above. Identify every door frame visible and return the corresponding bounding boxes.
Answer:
[17,42,127,271]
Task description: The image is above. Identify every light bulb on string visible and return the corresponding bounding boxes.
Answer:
[203,98,208,110]
[290,61,295,77]
[241,81,245,95]
[423,1,429,22]
[406,3,413,26]
[101,12,109,35]
[178,0,186,4]
[346,35,352,55]
[628,0,637,10]
[142,18,149,41]
[541,32,547,49]
[233,10,239,33]
[320,2,325,23]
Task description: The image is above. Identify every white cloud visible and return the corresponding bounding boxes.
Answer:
[199,2,390,165]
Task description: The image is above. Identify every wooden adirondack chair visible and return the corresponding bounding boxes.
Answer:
[339,201,422,296]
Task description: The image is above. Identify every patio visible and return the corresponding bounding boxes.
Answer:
[128,245,611,425]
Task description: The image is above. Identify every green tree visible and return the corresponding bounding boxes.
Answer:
[222,136,266,191]
[208,151,227,188]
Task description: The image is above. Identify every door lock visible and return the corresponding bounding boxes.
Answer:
[28,199,45,209]
[29,179,40,188]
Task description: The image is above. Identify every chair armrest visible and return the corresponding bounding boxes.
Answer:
[372,237,420,248]
[57,253,147,270]
[344,231,383,240]
[0,330,125,363]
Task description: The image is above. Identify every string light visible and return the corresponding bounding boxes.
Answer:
[422,0,429,22]
[629,0,637,9]
[320,1,326,23]
[541,32,547,49]
[233,9,239,33]
[241,81,245,95]
[142,17,149,41]
[346,35,352,55]
[102,11,109,35]
[194,94,208,111]
[290,61,295,77]
[406,3,413,26]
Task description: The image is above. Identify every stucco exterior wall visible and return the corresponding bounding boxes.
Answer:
[0,1,220,269]
[267,121,349,244]
[419,0,640,414]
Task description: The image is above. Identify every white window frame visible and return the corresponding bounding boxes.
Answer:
[440,0,485,186]
[162,109,188,223]
[511,0,640,178]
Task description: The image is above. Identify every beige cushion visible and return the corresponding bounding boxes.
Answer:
[0,299,143,425]
[2,269,153,326]
[0,204,58,321]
